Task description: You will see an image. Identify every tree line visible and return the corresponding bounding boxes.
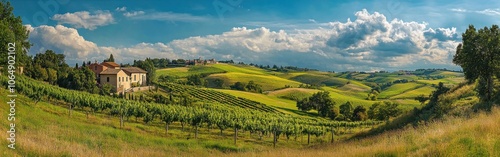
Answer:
[297,91,402,121]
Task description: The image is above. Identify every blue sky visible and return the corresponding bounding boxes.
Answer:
[10,0,500,71]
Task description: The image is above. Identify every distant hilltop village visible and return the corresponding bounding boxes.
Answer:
[185,57,218,65]
[88,61,147,93]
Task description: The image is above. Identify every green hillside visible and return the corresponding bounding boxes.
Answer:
[207,72,303,91]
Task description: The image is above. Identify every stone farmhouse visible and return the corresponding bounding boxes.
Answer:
[89,61,147,93]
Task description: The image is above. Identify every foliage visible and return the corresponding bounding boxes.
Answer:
[454,25,500,103]
[352,105,368,121]
[100,84,116,96]
[297,91,338,119]
[415,94,429,105]
[339,101,353,120]
[59,67,98,94]
[0,1,31,67]
[230,82,247,91]
[187,74,206,86]
[368,101,402,120]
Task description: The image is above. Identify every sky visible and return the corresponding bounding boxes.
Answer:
[10,0,500,71]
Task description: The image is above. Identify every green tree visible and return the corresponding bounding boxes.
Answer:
[0,1,31,67]
[245,80,262,93]
[368,101,402,120]
[108,54,115,62]
[187,74,205,86]
[415,94,429,105]
[297,91,337,119]
[339,101,353,120]
[46,68,57,85]
[230,82,247,91]
[352,106,368,121]
[453,25,500,102]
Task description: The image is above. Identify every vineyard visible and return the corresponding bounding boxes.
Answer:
[156,82,281,113]
[1,76,382,146]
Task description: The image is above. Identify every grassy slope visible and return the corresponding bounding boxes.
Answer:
[391,86,437,99]
[378,83,424,99]
[208,72,302,91]
[156,65,225,77]
[231,107,500,157]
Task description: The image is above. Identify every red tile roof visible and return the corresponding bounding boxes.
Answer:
[101,62,120,68]
[122,67,147,74]
[100,69,123,75]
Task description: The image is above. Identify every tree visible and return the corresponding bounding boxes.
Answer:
[415,94,429,105]
[187,74,205,86]
[46,68,57,85]
[453,25,500,102]
[105,54,115,62]
[230,82,247,91]
[368,101,402,120]
[352,106,368,121]
[0,1,31,67]
[339,101,353,120]
[100,84,116,96]
[245,80,262,93]
[297,91,337,119]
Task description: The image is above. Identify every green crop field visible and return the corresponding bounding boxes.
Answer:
[391,86,437,99]
[156,65,226,77]
[211,64,268,75]
[207,72,303,91]
[378,83,424,99]
[290,74,350,87]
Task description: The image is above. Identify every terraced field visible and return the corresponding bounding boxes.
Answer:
[156,82,281,113]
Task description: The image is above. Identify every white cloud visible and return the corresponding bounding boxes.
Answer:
[123,11,145,17]
[115,7,127,12]
[26,25,99,61]
[450,8,467,13]
[450,8,500,16]
[476,9,500,16]
[52,11,114,30]
[125,11,210,22]
[29,9,461,71]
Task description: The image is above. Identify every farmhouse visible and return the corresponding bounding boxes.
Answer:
[89,61,147,93]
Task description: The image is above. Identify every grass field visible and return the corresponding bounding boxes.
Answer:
[156,65,226,77]
[290,74,350,87]
[267,88,320,98]
[207,72,303,91]
[391,86,437,99]
[378,83,425,99]
[211,64,268,75]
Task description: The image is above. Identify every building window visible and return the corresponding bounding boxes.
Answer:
[126,77,128,82]
[94,66,97,70]
[134,75,136,81]
[107,77,109,82]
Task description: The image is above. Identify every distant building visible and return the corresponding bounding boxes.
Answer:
[185,57,218,65]
[89,61,147,93]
